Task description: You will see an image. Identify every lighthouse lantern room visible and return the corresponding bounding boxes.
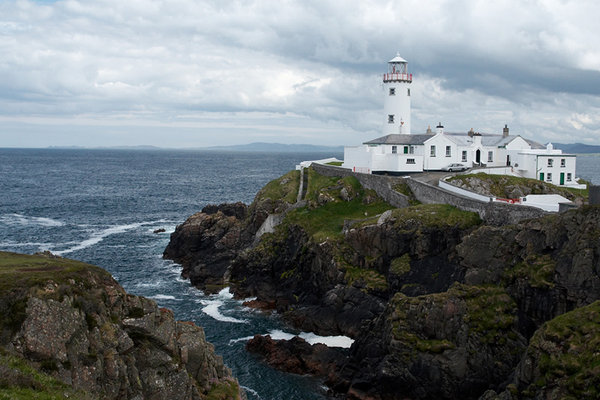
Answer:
[382,53,412,135]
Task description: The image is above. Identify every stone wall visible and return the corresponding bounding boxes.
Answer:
[310,163,547,225]
[590,185,600,206]
[405,178,547,225]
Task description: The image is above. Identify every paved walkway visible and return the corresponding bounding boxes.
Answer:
[406,171,453,186]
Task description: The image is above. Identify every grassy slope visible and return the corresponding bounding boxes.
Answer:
[285,168,393,241]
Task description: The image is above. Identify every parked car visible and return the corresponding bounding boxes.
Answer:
[441,163,469,172]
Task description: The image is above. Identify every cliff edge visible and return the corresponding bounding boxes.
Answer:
[164,166,600,400]
[0,251,245,400]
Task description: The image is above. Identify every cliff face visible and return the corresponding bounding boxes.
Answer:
[0,251,244,400]
[163,167,600,400]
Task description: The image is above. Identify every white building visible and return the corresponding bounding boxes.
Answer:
[342,55,581,188]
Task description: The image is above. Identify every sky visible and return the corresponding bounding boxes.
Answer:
[1,0,600,148]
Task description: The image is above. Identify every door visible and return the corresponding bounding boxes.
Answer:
[539,172,544,181]
[560,172,565,185]
[475,150,481,164]
[506,155,511,166]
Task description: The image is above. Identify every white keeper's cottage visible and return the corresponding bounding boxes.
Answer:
[343,54,582,188]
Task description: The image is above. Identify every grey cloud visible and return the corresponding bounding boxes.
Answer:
[0,0,600,147]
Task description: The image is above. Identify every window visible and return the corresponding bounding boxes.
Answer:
[567,173,572,181]
[409,146,415,154]
[406,159,415,164]
[430,145,436,157]
[407,88,411,96]
[392,145,397,154]
[445,146,451,157]
[488,151,493,162]
[547,173,552,182]
[388,114,394,123]
[389,88,396,96]
[547,159,553,167]
[560,159,566,167]
[462,150,467,162]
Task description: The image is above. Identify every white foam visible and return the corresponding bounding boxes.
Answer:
[265,329,355,348]
[228,335,256,345]
[266,329,297,341]
[0,213,64,227]
[240,386,261,399]
[228,329,354,348]
[53,221,157,255]
[0,240,53,249]
[201,300,247,324]
[217,287,234,299]
[150,294,179,301]
[298,332,355,348]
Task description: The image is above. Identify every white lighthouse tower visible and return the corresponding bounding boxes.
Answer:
[382,53,412,135]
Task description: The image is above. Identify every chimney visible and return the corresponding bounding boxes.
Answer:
[468,128,474,137]
[503,124,509,138]
[426,125,432,134]
[436,122,444,135]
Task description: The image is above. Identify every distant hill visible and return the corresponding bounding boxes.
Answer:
[201,142,344,153]
[47,145,163,150]
[553,143,600,154]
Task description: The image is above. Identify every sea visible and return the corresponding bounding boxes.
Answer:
[0,148,598,399]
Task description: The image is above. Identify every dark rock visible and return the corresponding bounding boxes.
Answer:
[246,334,347,379]
[153,228,166,234]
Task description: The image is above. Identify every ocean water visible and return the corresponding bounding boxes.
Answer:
[0,149,598,399]
[0,148,345,400]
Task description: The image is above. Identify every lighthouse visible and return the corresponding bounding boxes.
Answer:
[382,53,412,135]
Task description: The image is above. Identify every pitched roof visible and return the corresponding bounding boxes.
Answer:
[363,132,546,149]
[363,134,433,145]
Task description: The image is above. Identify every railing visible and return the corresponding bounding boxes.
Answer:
[383,73,412,82]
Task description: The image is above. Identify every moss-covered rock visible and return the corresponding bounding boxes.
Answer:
[0,251,245,400]
[488,301,600,400]
[448,172,587,204]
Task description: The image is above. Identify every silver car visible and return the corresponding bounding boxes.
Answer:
[441,163,468,172]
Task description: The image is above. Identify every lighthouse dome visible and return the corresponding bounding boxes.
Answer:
[389,54,407,63]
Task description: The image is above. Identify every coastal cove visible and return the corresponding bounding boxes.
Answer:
[1,148,600,399]
[0,148,343,400]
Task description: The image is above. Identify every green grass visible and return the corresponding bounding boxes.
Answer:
[390,204,482,229]
[393,182,420,205]
[286,198,392,241]
[504,254,556,289]
[390,254,411,276]
[284,168,393,241]
[203,378,242,400]
[253,169,300,204]
[325,161,343,166]
[0,251,111,294]
[344,266,388,291]
[0,347,91,400]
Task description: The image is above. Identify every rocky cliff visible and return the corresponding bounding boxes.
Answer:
[0,251,244,400]
[164,166,599,400]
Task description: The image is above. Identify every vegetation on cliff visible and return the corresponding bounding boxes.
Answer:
[0,251,244,400]
[447,172,588,202]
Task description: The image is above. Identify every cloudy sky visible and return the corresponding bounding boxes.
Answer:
[1,0,600,148]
